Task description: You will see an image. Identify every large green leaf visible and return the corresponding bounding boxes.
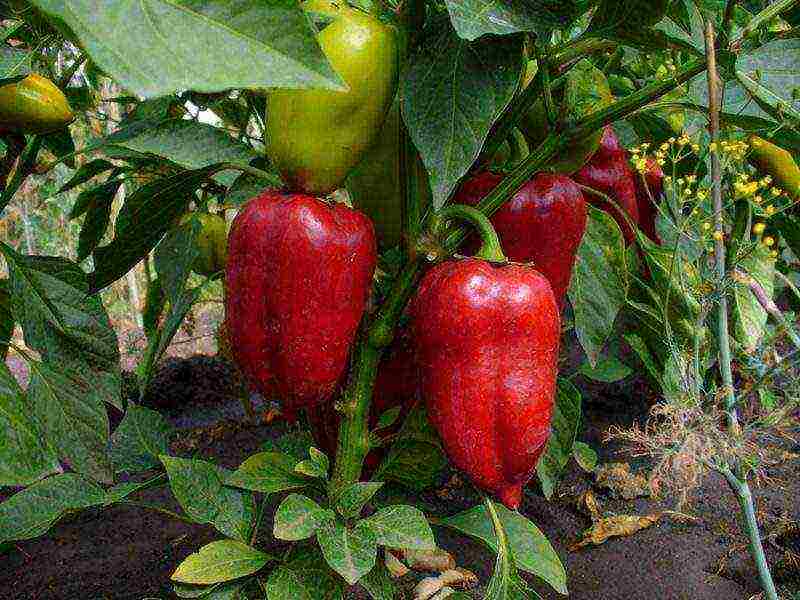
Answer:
[265,547,346,600]
[105,119,257,171]
[0,362,61,486]
[0,46,31,80]
[401,18,522,208]
[110,404,174,473]
[440,503,566,595]
[0,473,105,542]
[273,494,334,541]
[536,379,582,499]
[171,539,272,585]
[3,249,121,409]
[444,0,589,41]
[736,38,800,124]
[568,207,628,366]
[90,167,213,291]
[30,0,343,98]
[360,505,436,551]
[225,452,310,494]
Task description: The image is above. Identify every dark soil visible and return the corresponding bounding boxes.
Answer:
[2,355,799,600]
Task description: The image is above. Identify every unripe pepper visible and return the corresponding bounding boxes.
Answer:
[0,73,74,134]
[179,212,228,277]
[224,190,377,413]
[574,126,640,244]
[410,206,559,509]
[747,135,800,201]
[634,156,664,243]
[454,171,587,310]
[266,0,398,194]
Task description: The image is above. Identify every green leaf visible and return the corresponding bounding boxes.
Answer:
[105,476,161,504]
[0,474,105,542]
[483,498,542,600]
[3,249,122,411]
[736,38,800,123]
[402,18,522,208]
[588,0,671,34]
[41,128,76,168]
[105,119,257,171]
[265,546,345,600]
[361,505,435,550]
[536,379,582,500]
[294,446,329,479]
[77,187,116,261]
[444,0,588,41]
[374,407,401,431]
[0,45,31,80]
[335,482,384,519]
[578,355,633,382]
[70,179,122,219]
[174,581,245,599]
[573,442,598,473]
[28,361,113,483]
[733,244,776,352]
[59,159,115,194]
[440,503,566,595]
[225,169,281,207]
[273,493,334,541]
[89,167,213,292]
[0,279,12,360]
[161,455,224,523]
[317,519,378,585]
[262,430,315,461]
[373,405,447,491]
[171,539,271,585]
[30,0,343,98]
[154,216,201,303]
[623,332,663,385]
[110,403,174,473]
[568,206,628,366]
[225,452,310,494]
[0,361,60,486]
[213,487,256,544]
[359,560,398,600]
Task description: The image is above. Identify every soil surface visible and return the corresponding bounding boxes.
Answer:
[2,355,799,600]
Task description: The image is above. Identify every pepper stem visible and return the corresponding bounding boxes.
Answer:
[435,204,506,263]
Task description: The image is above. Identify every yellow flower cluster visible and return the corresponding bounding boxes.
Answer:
[709,139,749,160]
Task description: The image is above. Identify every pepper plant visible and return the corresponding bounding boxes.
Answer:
[0,1,798,599]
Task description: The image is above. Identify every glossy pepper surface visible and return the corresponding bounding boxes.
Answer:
[0,73,74,134]
[574,126,639,244]
[410,258,559,509]
[224,191,376,412]
[747,135,800,201]
[266,0,398,194]
[454,171,587,310]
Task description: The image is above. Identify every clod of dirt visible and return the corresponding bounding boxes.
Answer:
[594,462,651,499]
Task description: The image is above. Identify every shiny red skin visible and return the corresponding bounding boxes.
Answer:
[306,330,418,471]
[410,258,560,509]
[574,126,640,244]
[634,156,664,243]
[224,190,377,413]
[455,172,587,310]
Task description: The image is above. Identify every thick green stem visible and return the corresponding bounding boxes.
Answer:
[704,19,738,428]
[435,204,506,262]
[705,18,778,600]
[721,467,779,600]
[536,43,557,130]
[330,259,422,492]
[737,0,799,42]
